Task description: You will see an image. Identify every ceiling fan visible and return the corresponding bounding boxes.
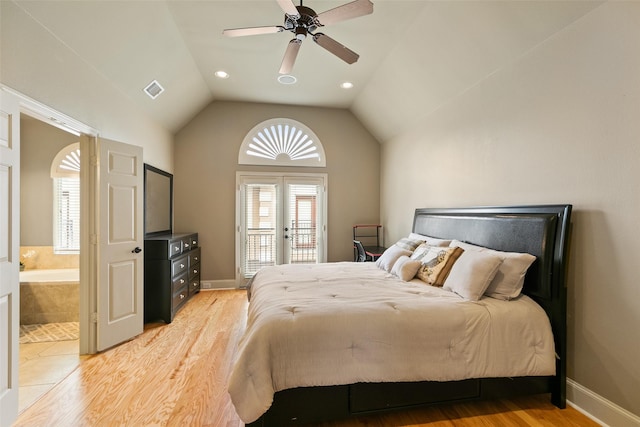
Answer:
[222,0,374,74]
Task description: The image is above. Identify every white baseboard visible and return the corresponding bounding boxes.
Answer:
[568,378,640,427]
[200,279,236,290]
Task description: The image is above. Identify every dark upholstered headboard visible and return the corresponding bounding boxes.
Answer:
[412,204,572,407]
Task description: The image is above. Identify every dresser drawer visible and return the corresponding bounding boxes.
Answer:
[189,263,200,280]
[188,247,201,267]
[189,275,200,295]
[169,239,183,258]
[182,237,193,252]
[172,272,188,294]
[172,286,189,309]
[189,233,198,249]
[171,255,188,277]
[145,237,184,259]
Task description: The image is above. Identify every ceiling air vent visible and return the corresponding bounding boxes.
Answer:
[144,80,164,99]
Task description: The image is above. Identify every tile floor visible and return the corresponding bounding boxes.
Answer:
[19,339,89,413]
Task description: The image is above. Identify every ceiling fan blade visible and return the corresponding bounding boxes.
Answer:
[222,26,285,37]
[279,39,303,74]
[312,33,359,64]
[277,0,301,18]
[316,0,373,26]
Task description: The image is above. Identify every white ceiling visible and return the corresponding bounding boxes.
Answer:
[13,0,603,141]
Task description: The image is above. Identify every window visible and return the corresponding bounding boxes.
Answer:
[238,118,326,167]
[51,143,80,253]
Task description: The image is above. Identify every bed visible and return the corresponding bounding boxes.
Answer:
[229,205,572,426]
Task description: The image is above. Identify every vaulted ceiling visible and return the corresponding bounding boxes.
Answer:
[12,0,603,142]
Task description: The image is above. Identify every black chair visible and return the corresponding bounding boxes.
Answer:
[353,240,369,262]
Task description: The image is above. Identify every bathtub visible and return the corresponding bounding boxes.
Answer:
[20,268,79,282]
[20,268,79,325]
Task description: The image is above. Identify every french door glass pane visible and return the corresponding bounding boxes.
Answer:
[244,183,278,276]
[286,183,318,264]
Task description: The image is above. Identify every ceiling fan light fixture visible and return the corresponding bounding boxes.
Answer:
[214,70,230,79]
[278,74,297,85]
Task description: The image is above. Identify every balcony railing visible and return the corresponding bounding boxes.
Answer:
[245,222,317,276]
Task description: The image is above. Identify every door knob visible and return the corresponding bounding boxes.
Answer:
[132,247,142,253]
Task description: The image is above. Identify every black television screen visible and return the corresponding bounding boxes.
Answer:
[144,164,173,236]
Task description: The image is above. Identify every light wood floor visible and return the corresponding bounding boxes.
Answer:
[15,290,599,427]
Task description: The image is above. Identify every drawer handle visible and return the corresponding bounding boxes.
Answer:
[192,282,198,287]
[180,294,185,299]
[180,263,185,268]
[193,269,198,274]
[194,257,199,262]
[180,279,185,284]
[184,243,190,248]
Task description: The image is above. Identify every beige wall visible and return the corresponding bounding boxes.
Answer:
[1,0,173,172]
[174,101,380,283]
[379,2,640,417]
[20,117,78,246]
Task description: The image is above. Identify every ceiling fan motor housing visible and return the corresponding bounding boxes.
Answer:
[285,5,319,34]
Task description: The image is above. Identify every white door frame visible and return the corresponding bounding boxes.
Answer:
[1,86,100,356]
[235,171,328,287]
[0,86,21,427]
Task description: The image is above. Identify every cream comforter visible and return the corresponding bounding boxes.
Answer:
[229,262,555,423]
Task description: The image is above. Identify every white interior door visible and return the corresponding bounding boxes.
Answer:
[0,88,20,427]
[96,138,144,351]
[237,173,327,284]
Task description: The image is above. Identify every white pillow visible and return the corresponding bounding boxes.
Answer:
[391,255,422,281]
[375,246,411,272]
[408,233,451,247]
[392,237,424,252]
[450,240,536,300]
[443,250,503,301]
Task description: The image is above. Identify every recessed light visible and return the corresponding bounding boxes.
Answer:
[214,70,230,79]
[340,81,354,89]
[143,80,164,99]
[278,75,297,85]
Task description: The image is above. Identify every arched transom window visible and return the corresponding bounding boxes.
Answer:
[238,118,326,167]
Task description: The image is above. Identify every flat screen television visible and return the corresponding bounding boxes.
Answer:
[144,164,173,236]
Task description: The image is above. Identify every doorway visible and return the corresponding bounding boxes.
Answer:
[236,173,327,286]
[18,114,86,412]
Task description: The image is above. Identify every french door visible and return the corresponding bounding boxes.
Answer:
[236,173,327,285]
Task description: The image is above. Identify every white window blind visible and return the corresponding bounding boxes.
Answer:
[287,184,318,259]
[244,184,278,275]
[53,177,80,253]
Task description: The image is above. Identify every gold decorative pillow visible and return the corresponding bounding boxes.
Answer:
[415,246,464,286]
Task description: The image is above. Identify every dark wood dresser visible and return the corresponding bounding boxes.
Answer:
[144,232,201,323]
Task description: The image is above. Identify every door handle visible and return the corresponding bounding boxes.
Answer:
[132,247,142,254]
